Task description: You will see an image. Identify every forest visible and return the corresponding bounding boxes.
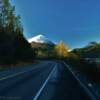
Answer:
[0,0,34,65]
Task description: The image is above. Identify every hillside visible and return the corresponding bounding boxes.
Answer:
[30,41,55,58]
[72,42,100,58]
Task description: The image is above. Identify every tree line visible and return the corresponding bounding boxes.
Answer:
[0,0,34,65]
[31,40,71,60]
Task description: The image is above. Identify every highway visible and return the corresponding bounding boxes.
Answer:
[0,61,92,100]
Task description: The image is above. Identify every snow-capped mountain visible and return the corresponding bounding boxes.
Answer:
[28,35,54,45]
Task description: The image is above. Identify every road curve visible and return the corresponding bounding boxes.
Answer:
[0,61,92,100]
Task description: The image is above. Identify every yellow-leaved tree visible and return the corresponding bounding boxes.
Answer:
[54,40,69,59]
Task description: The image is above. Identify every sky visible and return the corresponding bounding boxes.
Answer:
[10,0,100,49]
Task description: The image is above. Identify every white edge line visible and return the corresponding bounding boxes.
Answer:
[63,62,100,100]
[33,63,57,100]
[0,63,48,81]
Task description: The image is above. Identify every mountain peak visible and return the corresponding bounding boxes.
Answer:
[36,34,44,38]
[34,34,46,41]
[28,34,54,45]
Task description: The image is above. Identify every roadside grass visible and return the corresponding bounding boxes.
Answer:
[0,60,38,71]
[0,66,8,71]
[66,58,100,83]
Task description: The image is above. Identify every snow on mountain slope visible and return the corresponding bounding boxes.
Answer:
[28,35,54,45]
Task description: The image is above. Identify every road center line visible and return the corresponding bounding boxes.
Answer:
[33,63,57,100]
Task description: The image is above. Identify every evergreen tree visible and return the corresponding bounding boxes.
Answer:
[0,0,34,65]
[0,0,22,34]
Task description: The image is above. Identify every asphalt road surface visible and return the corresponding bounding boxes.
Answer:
[0,61,92,100]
